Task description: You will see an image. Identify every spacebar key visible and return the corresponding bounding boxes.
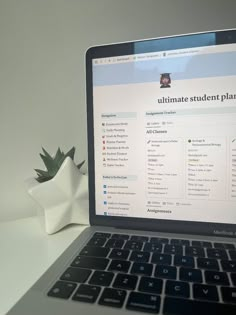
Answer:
[163,297,236,315]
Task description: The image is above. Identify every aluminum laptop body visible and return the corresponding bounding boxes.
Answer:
[7,29,236,315]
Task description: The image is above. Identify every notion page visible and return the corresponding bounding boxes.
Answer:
[92,42,236,224]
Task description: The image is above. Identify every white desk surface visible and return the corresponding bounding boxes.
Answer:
[0,216,87,315]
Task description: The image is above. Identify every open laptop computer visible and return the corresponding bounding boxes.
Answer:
[7,29,236,315]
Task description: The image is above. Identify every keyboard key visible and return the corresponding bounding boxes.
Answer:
[221,287,236,304]
[185,246,205,257]
[229,250,236,260]
[174,255,195,268]
[193,283,219,301]
[213,242,225,249]
[105,239,124,249]
[48,281,76,299]
[126,292,160,313]
[108,259,131,273]
[71,256,109,270]
[124,240,143,251]
[169,239,180,245]
[214,242,235,250]
[152,253,172,265]
[207,248,228,259]
[113,273,138,290]
[181,240,190,246]
[130,235,149,242]
[164,244,183,255]
[72,284,101,303]
[131,262,153,276]
[179,267,202,283]
[155,265,177,279]
[150,237,169,244]
[224,243,235,250]
[192,241,212,248]
[221,260,236,272]
[205,270,229,285]
[60,267,91,283]
[109,248,130,260]
[79,246,110,258]
[231,273,236,285]
[170,239,190,246]
[99,288,126,308]
[139,276,163,294]
[130,251,150,262]
[87,237,106,247]
[163,297,236,315]
[89,271,114,286]
[165,280,190,298]
[144,242,162,252]
[93,232,111,238]
[112,234,129,240]
[197,258,219,270]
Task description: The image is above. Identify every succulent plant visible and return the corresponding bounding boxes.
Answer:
[35,147,85,183]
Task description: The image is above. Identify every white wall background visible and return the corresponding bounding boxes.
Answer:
[0,0,235,222]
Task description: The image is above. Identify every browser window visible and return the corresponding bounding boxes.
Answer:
[92,43,236,224]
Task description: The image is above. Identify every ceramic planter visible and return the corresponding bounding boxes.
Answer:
[26,157,89,234]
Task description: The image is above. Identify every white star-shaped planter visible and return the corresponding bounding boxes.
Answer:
[26,157,89,234]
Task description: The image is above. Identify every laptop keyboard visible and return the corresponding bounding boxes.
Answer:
[47,232,236,314]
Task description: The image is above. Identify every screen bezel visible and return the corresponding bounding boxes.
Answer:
[86,29,236,238]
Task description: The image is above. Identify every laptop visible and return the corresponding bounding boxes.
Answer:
[7,29,236,315]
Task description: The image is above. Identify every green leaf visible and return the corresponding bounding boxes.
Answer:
[40,148,55,174]
[77,160,85,170]
[36,174,53,183]
[40,154,58,176]
[54,148,64,166]
[36,177,45,183]
[58,156,67,169]
[36,146,78,182]
[64,146,76,160]
[34,169,49,177]
[42,147,53,161]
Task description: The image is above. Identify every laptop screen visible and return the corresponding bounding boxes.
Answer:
[89,30,236,226]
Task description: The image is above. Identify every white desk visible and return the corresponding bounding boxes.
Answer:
[0,217,86,315]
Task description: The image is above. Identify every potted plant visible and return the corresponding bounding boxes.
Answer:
[26,147,89,234]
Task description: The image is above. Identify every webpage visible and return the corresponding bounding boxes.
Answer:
[92,44,236,224]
